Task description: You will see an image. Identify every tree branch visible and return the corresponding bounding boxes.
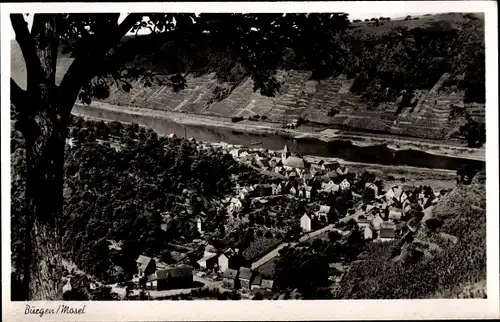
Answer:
[57,13,144,120]
[11,14,44,92]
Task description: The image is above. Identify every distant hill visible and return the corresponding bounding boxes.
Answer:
[10,13,485,143]
[334,182,486,299]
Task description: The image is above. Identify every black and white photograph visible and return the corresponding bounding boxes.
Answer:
[1,1,499,320]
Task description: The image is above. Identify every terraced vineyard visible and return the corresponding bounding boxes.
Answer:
[10,10,485,144]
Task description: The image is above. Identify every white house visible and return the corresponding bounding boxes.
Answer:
[322,181,340,193]
[340,179,351,191]
[300,214,312,232]
[364,226,374,240]
[197,218,203,234]
[289,186,297,196]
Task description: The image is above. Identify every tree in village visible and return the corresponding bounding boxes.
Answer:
[10,12,350,300]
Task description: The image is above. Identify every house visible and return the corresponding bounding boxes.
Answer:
[371,214,384,231]
[136,255,156,278]
[250,274,263,292]
[269,157,282,168]
[289,186,297,196]
[197,252,218,270]
[230,198,243,211]
[340,179,351,191]
[222,268,239,289]
[301,170,312,181]
[197,217,203,234]
[336,165,349,176]
[230,149,241,159]
[274,166,284,174]
[401,185,415,196]
[282,144,307,170]
[218,248,240,273]
[388,207,403,221]
[365,182,379,196]
[322,161,340,171]
[146,265,193,291]
[239,267,253,289]
[357,217,371,230]
[301,214,312,232]
[261,279,274,292]
[364,225,374,240]
[378,226,396,242]
[318,205,331,214]
[322,181,340,193]
[309,159,325,169]
[273,183,282,195]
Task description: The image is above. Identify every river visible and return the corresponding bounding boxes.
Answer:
[72,105,485,171]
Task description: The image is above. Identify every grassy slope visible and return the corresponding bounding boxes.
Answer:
[10,13,484,143]
[335,183,486,299]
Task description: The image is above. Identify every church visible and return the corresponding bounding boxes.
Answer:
[281,144,307,170]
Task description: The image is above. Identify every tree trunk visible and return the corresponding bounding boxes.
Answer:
[23,111,67,300]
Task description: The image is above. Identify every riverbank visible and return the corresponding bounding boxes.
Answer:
[72,102,485,170]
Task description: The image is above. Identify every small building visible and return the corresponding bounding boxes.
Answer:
[371,214,384,231]
[261,279,274,292]
[364,225,374,240]
[388,207,403,221]
[197,217,203,234]
[322,161,340,171]
[289,186,297,196]
[272,183,282,195]
[301,214,312,232]
[222,268,239,289]
[136,255,156,278]
[218,248,240,273]
[357,218,371,230]
[283,156,307,170]
[197,252,218,270]
[318,205,331,215]
[238,267,253,289]
[378,227,396,242]
[340,179,351,191]
[250,274,263,292]
[147,265,193,291]
[336,165,349,176]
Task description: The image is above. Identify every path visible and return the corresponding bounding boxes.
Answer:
[251,224,339,270]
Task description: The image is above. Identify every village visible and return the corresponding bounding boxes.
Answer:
[90,135,444,300]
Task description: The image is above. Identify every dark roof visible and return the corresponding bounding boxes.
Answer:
[223,268,238,280]
[239,267,252,280]
[379,228,396,239]
[146,273,157,282]
[402,185,415,192]
[251,274,262,286]
[136,255,152,265]
[261,279,274,290]
[156,266,193,280]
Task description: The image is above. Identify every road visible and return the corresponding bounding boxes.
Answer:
[251,224,339,270]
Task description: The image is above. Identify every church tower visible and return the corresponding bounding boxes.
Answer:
[282,144,291,163]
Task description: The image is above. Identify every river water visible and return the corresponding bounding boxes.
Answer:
[72,105,485,171]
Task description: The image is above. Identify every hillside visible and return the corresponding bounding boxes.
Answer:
[10,13,485,144]
[334,181,486,299]
[10,116,272,284]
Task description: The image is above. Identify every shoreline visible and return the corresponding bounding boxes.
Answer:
[73,102,485,164]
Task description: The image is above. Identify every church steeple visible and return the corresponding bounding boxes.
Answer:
[282,144,291,163]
